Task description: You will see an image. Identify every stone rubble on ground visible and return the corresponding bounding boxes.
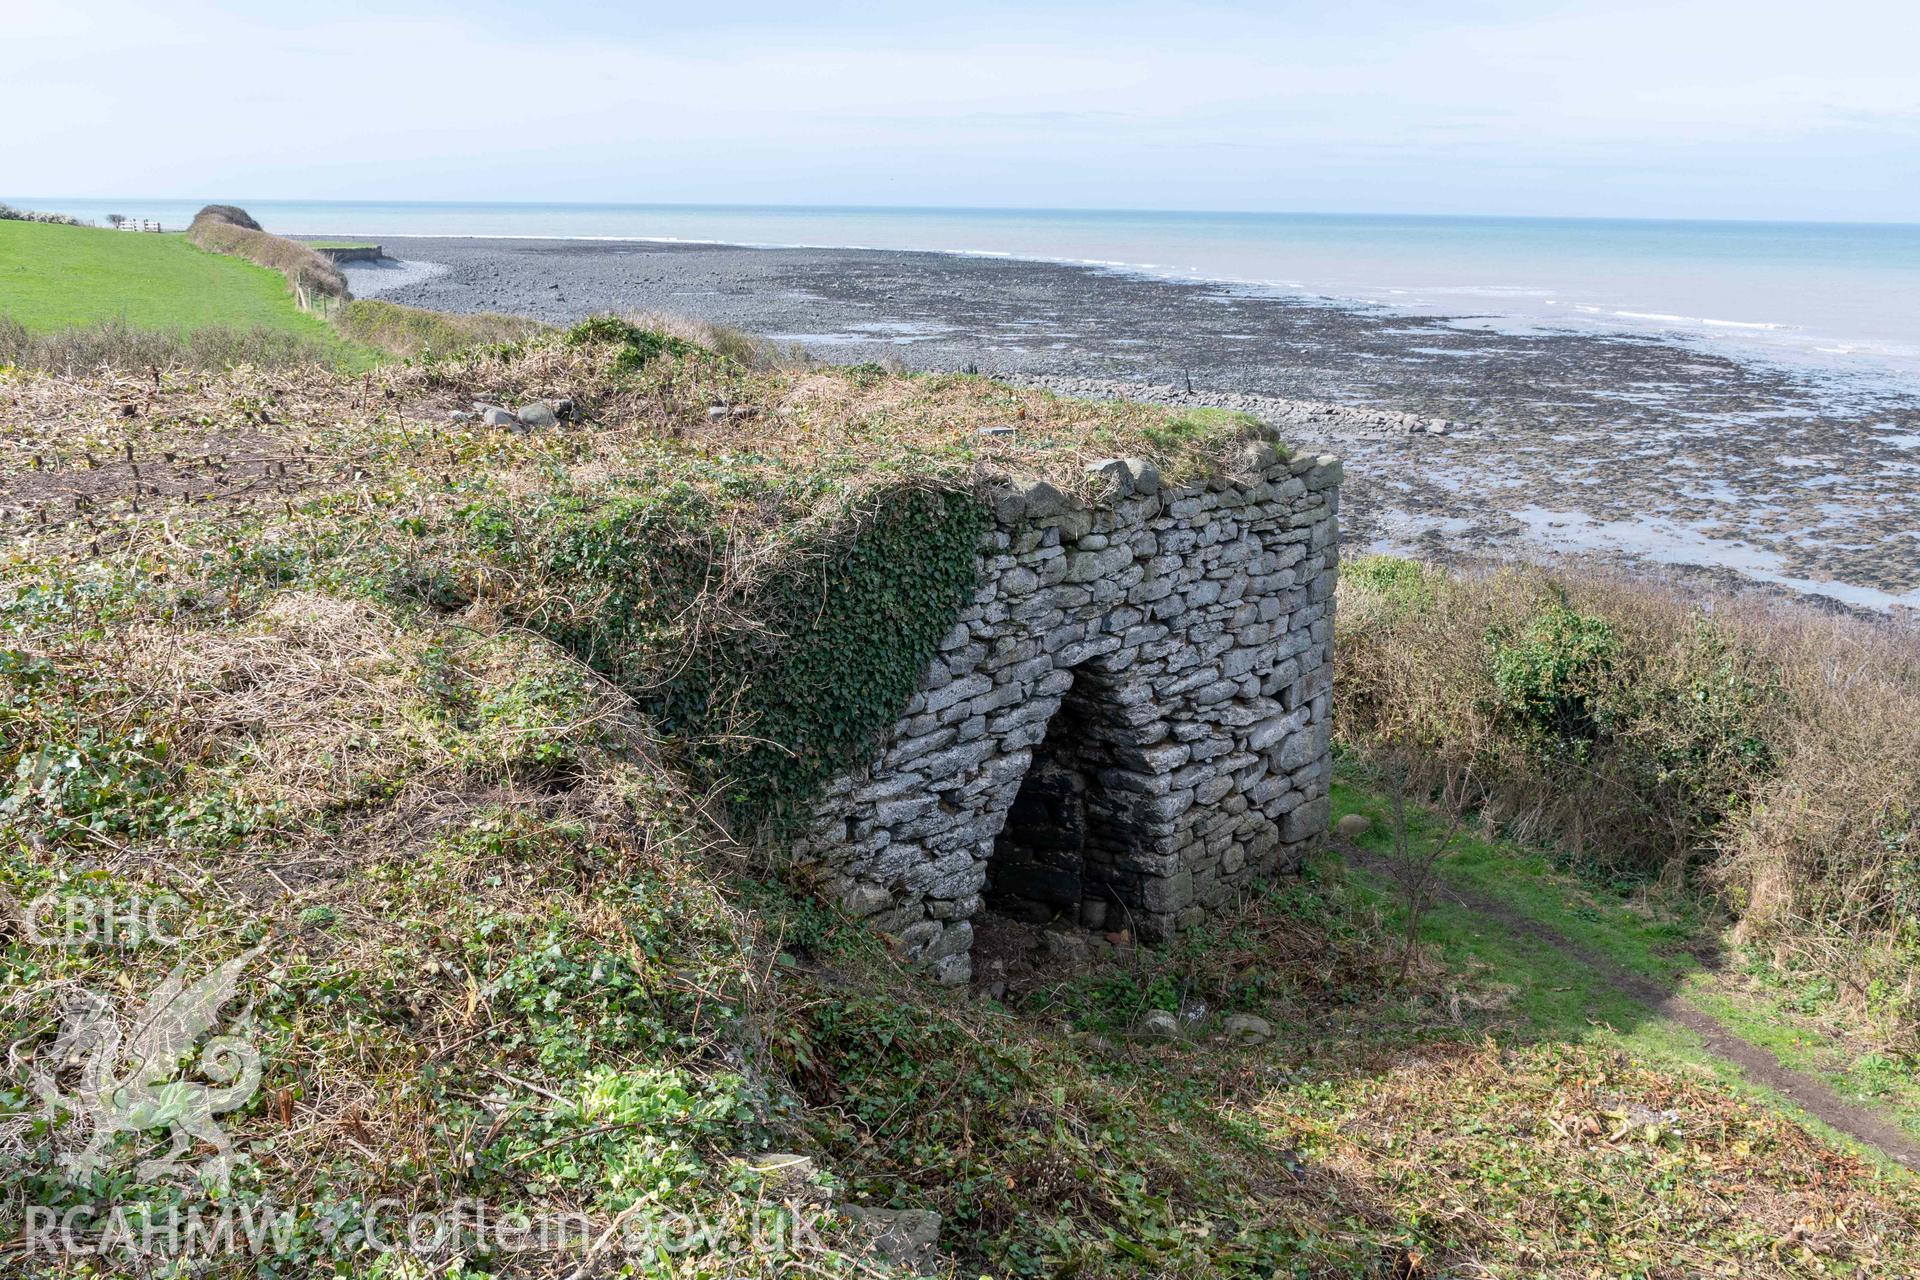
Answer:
[1221,1013,1275,1044]
[456,398,575,432]
[1136,1009,1183,1040]
[840,1206,944,1275]
[513,398,567,430]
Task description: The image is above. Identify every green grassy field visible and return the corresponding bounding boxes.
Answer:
[0,219,349,350]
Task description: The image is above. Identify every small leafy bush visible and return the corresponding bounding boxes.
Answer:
[1486,601,1618,753]
[563,314,696,373]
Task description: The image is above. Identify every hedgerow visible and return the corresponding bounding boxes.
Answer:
[186,206,347,308]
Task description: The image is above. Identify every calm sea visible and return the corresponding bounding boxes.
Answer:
[20,198,1920,387]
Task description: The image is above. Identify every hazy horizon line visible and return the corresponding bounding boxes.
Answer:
[14,196,1920,230]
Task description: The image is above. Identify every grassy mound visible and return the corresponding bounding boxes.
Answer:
[0,220,350,366]
[6,337,1920,1276]
[1337,556,1920,1050]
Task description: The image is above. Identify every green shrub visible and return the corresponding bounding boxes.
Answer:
[564,310,779,369]
[1627,619,1777,833]
[562,314,646,347]
[1487,601,1618,753]
[563,314,696,372]
[1337,559,1920,1044]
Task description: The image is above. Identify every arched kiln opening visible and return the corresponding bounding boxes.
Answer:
[984,667,1143,932]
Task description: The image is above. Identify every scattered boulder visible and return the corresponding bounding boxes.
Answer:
[514,397,573,430]
[515,401,559,430]
[1041,928,1090,965]
[1221,1013,1274,1045]
[1335,814,1372,840]
[1136,1009,1181,1040]
[842,1206,942,1275]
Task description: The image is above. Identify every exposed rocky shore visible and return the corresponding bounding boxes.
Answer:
[339,235,1920,615]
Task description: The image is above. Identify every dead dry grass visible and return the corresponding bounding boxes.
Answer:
[334,298,549,358]
[0,323,1276,565]
[1260,1036,1918,1277]
[0,314,332,374]
[7,341,1920,1275]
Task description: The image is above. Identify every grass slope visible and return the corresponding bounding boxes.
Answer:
[2,338,1918,1277]
[1333,553,1920,1057]
[1330,769,1920,1169]
[0,220,358,359]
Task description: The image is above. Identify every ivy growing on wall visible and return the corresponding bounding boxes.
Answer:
[465,479,988,840]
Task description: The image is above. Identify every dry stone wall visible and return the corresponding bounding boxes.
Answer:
[792,443,1341,983]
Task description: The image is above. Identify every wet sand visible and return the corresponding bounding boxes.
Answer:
[336,235,1920,615]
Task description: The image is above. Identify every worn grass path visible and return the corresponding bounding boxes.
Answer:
[1331,776,1920,1177]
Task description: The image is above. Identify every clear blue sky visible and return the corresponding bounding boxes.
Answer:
[13,0,1917,221]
